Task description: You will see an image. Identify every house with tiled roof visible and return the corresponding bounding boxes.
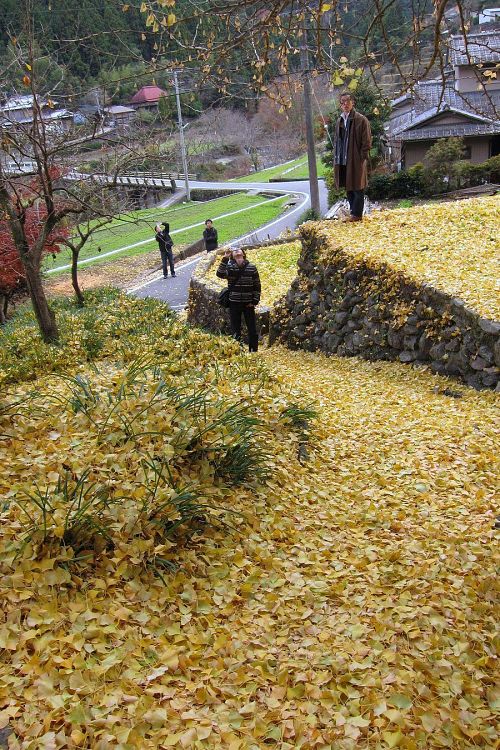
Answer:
[130,85,169,110]
[0,94,73,133]
[386,27,500,167]
[103,105,136,130]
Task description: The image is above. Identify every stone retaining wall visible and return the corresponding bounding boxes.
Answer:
[269,226,499,390]
[187,236,300,339]
[186,227,499,390]
[175,238,205,263]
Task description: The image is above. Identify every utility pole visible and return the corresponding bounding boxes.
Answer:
[173,70,190,202]
[301,29,321,215]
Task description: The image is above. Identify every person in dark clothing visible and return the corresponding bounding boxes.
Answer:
[216,247,261,352]
[203,219,218,253]
[333,92,372,221]
[155,222,176,278]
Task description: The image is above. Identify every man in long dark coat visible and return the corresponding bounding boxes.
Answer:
[334,92,372,221]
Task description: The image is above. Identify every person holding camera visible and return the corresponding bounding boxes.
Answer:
[155,222,176,278]
[216,247,261,352]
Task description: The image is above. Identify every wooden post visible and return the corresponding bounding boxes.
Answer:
[301,25,320,215]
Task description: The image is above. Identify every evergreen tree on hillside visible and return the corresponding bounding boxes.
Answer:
[0,0,146,81]
[340,0,419,60]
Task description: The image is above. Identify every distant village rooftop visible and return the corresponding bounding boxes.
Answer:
[386,24,500,166]
[130,85,168,106]
[0,94,71,130]
[104,105,136,114]
[449,28,500,65]
[0,94,47,111]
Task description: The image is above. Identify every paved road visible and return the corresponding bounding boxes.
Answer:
[131,177,328,307]
[128,253,203,311]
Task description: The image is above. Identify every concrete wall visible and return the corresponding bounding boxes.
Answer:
[455,65,500,93]
[469,137,492,162]
[404,142,431,167]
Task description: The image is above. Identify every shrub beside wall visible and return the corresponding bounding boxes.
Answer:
[366,154,500,201]
[367,164,427,200]
[269,225,499,390]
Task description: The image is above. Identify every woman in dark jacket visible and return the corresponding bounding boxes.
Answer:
[155,222,176,278]
[216,247,261,352]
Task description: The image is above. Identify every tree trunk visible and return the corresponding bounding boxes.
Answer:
[24,261,59,343]
[0,294,7,325]
[71,249,84,306]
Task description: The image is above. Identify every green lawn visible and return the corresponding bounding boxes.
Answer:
[282,155,326,180]
[233,154,326,183]
[45,193,289,273]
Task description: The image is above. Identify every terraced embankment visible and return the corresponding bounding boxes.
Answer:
[270,197,500,390]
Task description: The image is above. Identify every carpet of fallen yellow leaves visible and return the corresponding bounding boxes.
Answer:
[209,243,301,308]
[313,196,500,320]
[1,293,498,750]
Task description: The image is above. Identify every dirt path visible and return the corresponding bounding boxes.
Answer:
[45,249,170,298]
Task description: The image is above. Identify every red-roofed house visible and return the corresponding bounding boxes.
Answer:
[130,85,169,111]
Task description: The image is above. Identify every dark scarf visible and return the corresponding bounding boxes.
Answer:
[334,112,352,166]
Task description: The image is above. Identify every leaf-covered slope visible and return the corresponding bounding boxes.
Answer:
[313,196,500,320]
[1,291,498,747]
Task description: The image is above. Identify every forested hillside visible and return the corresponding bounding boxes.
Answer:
[2,0,483,104]
[0,0,262,106]
[0,0,148,80]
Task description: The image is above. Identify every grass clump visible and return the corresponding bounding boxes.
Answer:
[0,291,316,578]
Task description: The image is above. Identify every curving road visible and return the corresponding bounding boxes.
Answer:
[131,177,328,308]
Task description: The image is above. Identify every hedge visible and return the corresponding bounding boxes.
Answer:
[366,155,500,201]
